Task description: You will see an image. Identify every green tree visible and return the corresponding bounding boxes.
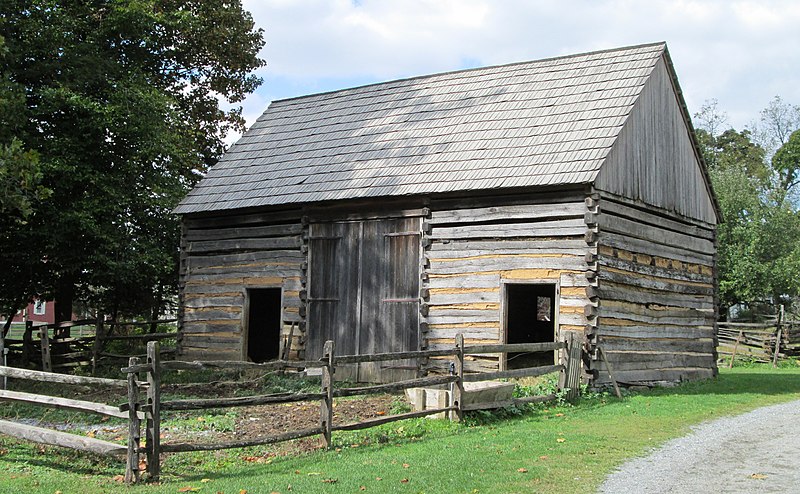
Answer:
[0,1,265,323]
[696,99,800,315]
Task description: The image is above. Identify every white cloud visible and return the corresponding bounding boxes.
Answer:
[232,0,800,139]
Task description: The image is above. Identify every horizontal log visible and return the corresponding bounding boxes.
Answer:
[463,341,566,354]
[599,337,715,354]
[159,426,323,453]
[598,255,712,284]
[333,375,459,397]
[461,393,557,411]
[0,366,128,388]
[332,407,457,432]
[427,256,586,275]
[599,324,713,340]
[596,190,716,230]
[429,239,590,253]
[333,348,456,364]
[161,359,326,371]
[101,332,177,342]
[185,223,303,242]
[0,419,126,456]
[160,391,326,411]
[431,219,586,240]
[590,283,714,311]
[429,202,586,225]
[598,200,715,240]
[463,364,563,382]
[599,211,715,254]
[598,368,715,384]
[0,389,135,419]
[599,231,714,266]
[599,268,714,295]
[187,236,302,254]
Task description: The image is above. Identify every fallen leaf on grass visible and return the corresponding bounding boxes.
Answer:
[86,430,96,438]
[539,456,549,460]
[517,468,528,473]
[556,438,566,443]
[400,478,409,483]
[750,473,768,480]
[307,472,322,476]
[200,478,212,483]
[177,487,200,492]
[402,463,410,468]
[555,413,564,417]
[112,475,125,483]
[375,477,382,481]
[322,478,338,484]
[239,490,248,494]
[360,486,366,491]
[376,411,386,416]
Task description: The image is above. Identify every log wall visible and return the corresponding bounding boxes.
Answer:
[179,210,305,360]
[423,192,594,373]
[588,190,718,385]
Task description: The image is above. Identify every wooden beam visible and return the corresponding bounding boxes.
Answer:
[0,389,138,419]
[0,419,125,456]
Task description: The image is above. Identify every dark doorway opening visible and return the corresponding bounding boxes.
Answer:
[505,283,556,369]
[246,288,282,363]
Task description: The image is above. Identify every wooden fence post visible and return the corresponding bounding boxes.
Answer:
[125,356,141,484]
[451,334,464,422]
[145,341,161,480]
[321,340,334,449]
[563,334,582,402]
[92,318,105,376]
[39,325,52,372]
[22,321,33,367]
[773,305,784,368]
[729,330,743,369]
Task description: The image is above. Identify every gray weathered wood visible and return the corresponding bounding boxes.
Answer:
[333,348,456,364]
[125,357,141,484]
[39,326,52,372]
[159,391,326,411]
[463,341,565,355]
[333,375,458,398]
[0,365,129,388]
[145,341,161,481]
[0,389,134,419]
[159,426,323,453]
[0,419,126,456]
[321,340,334,449]
[430,219,587,240]
[463,364,563,382]
[429,202,586,225]
[332,407,457,431]
[597,198,715,240]
[184,223,303,242]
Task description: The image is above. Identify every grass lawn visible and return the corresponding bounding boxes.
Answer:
[1,365,799,494]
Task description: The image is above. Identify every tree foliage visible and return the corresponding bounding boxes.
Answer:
[0,1,265,320]
[696,98,800,314]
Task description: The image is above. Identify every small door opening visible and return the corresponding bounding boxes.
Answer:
[246,288,282,363]
[505,283,556,369]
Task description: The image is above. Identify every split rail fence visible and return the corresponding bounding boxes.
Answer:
[0,334,582,483]
[717,317,800,367]
[1,319,177,374]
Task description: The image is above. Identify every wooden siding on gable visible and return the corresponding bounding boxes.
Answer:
[595,56,717,224]
[423,193,594,373]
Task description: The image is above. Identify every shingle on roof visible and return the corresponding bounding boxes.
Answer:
[175,42,666,214]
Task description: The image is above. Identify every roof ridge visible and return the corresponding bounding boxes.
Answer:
[271,41,666,105]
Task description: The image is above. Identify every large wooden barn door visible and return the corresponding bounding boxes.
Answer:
[308,217,420,382]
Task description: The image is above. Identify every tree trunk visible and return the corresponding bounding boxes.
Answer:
[54,276,75,337]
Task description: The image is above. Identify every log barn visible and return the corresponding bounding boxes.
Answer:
[174,42,719,385]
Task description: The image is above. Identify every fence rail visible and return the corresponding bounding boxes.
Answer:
[0,366,131,463]
[1,318,177,374]
[1,334,582,484]
[123,334,582,483]
[717,311,800,366]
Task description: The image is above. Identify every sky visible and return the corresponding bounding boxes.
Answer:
[228,0,800,142]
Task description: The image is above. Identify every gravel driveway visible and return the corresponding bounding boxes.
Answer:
[599,398,800,493]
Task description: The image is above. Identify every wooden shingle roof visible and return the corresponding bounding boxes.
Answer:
[175,42,668,214]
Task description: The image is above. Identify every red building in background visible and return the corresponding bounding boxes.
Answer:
[7,299,56,325]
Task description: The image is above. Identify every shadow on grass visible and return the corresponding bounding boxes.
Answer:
[643,369,800,397]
